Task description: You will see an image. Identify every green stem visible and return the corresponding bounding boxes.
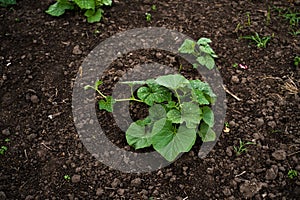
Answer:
[174,90,181,106]
[95,89,107,99]
[115,98,144,103]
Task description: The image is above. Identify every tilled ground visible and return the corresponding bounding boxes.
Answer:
[0,0,299,199]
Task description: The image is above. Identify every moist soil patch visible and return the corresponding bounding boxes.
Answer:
[0,0,300,199]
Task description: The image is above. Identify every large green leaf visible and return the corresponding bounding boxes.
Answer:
[46,1,74,16]
[178,39,196,54]
[198,123,216,142]
[74,0,95,9]
[202,106,214,127]
[149,104,167,121]
[126,122,152,149]
[155,74,190,90]
[85,8,104,23]
[126,118,166,149]
[152,124,197,162]
[137,84,172,106]
[181,102,201,129]
[98,96,115,112]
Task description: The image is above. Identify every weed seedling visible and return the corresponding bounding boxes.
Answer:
[64,175,71,181]
[288,170,298,179]
[151,5,157,11]
[145,12,152,21]
[0,146,8,155]
[232,63,238,68]
[240,32,271,48]
[246,12,251,26]
[234,139,255,156]
[294,56,300,67]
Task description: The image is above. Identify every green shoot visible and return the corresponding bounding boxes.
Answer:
[288,170,298,179]
[233,139,255,156]
[145,12,152,21]
[240,32,271,48]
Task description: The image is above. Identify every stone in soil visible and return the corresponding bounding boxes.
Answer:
[271,150,287,161]
[71,174,81,183]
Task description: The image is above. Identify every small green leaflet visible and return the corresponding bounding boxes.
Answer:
[98,96,115,112]
[96,0,112,6]
[196,55,215,70]
[202,106,214,127]
[85,8,104,23]
[137,84,171,106]
[74,0,95,9]
[155,74,190,90]
[178,39,196,54]
[198,123,216,142]
[190,80,216,104]
[46,1,74,16]
[152,124,197,162]
[196,38,212,46]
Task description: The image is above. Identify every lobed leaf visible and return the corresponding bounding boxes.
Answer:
[152,124,197,162]
[137,84,172,106]
[98,96,115,112]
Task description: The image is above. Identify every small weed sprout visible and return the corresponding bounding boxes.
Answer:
[288,170,298,179]
[240,32,271,48]
[64,175,71,181]
[234,139,255,156]
[246,12,251,26]
[0,146,8,155]
[151,5,157,11]
[294,56,300,67]
[232,63,238,68]
[145,12,152,21]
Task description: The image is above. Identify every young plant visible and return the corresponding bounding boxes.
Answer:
[0,146,7,155]
[233,139,255,156]
[288,170,298,179]
[85,74,217,162]
[0,0,16,7]
[151,5,157,11]
[145,12,152,22]
[246,12,251,26]
[294,56,300,67]
[178,38,218,69]
[46,0,112,23]
[64,175,71,181]
[240,32,271,48]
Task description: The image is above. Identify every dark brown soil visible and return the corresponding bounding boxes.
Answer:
[1,0,300,199]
